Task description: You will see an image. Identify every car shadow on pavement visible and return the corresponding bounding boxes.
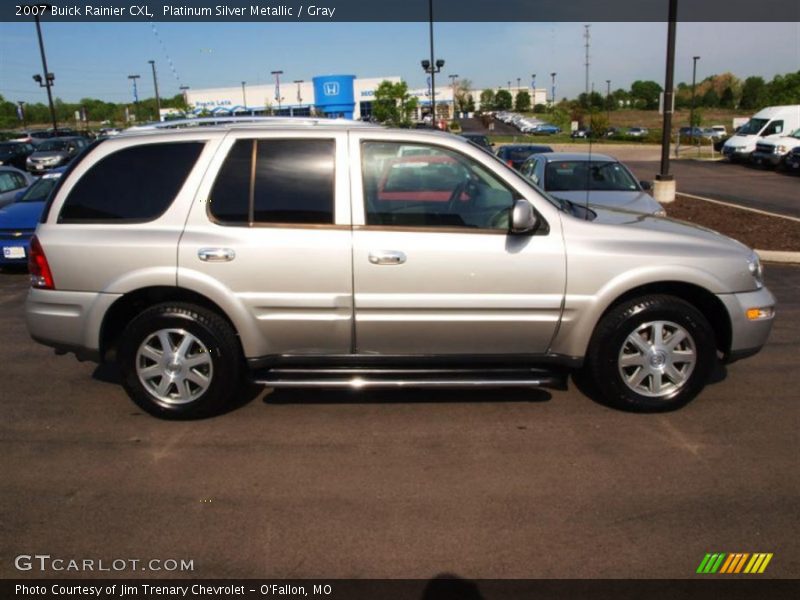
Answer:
[263,387,552,406]
[421,574,485,600]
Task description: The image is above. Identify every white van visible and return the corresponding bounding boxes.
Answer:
[722,105,800,161]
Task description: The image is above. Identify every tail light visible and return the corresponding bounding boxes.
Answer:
[28,235,55,290]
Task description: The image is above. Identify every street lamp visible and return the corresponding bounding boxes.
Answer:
[690,55,701,145]
[271,70,284,113]
[606,79,611,126]
[31,6,58,133]
[241,81,247,112]
[550,72,557,108]
[448,74,458,118]
[128,75,141,122]
[294,80,304,107]
[148,60,162,121]
[422,0,444,126]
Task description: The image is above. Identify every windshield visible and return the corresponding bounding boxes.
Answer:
[37,140,70,152]
[18,175,60,203]
[737,118,769,136]
[545,161,639,192]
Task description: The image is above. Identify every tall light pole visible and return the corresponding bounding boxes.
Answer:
[531,74,536,106]
[606,79,611,126]
[426,0,439,125]
[148,60,162,121]
[584,24,591,97]
[17,101,27,128]
[448,74,459,118]
[271,70,284,113]
[241,81,247,112]
[656,0,678,201]
[128,75,140,122]
[690,55,700,145]
[550,72,557,108]
[293,80,304,106]
[32,9,58,133]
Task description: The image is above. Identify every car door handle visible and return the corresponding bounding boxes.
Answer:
[198,247,236,262]
[368,250,407,265]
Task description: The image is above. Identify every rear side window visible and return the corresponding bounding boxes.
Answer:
[210,138,335,225]
[58,142,203,222]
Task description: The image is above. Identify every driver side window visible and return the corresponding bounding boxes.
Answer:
[361,141,518,231]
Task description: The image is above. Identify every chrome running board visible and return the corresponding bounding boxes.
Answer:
[253,367,568,390]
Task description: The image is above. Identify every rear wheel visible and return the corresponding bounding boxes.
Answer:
[583,295,716,412]
[118,303,243,419]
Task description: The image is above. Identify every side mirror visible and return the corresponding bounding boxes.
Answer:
[510,199,538,234]
[640,180,652,191]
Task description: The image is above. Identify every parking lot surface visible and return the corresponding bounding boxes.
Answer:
[1,266,798,579]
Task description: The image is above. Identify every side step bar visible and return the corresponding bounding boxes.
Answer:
[253,367,568,390]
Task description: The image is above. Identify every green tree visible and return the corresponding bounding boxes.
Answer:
[479,89,496,112]
[739,76,766,110]
[453,78,473,113]
[514,90,531,112]
[720,86,735,109]
[494,89,512,110]
[702,88,720,108]
[630,80,663,109]
[765,71,800,106]
[372,80,417,126]
[465,94,476,113]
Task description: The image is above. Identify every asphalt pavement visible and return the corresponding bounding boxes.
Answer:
[1,266,798,579]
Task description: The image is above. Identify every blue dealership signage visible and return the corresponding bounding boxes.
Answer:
[312,75,356,119]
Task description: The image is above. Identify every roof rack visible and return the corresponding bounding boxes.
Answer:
[125,116,378,132]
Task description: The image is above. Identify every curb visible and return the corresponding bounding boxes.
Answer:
[675,192,800,223]
[755,250,800,264]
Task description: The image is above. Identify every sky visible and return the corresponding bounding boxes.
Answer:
[1,21,798,105]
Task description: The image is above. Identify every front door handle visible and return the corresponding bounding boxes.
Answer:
[368,250,407,265]
[198,247,236,262]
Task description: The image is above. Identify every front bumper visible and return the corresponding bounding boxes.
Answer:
[750,152,783,167]
[717,286,776,363]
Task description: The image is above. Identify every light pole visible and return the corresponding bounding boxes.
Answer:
[448,74,458,119]
[32,9,58,133]
[656,0,679,201]
[294,80,304,107]
[17,101,26,128]
[531,74,536,106]
[606,79,611,126]
[690,55,700,145]
[148,60,161,121]
[423,0,443,126]
[128,75,141,122]
[550,72,557,108]
[241,81,247,113]
[271,70,284,113]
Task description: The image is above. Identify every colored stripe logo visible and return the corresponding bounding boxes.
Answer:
[696,553,773,574]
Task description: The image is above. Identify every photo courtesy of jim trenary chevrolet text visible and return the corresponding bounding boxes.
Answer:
[1,0,798,598]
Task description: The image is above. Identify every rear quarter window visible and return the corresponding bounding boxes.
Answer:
[58,142,204,223]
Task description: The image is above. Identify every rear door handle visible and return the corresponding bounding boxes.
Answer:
[198,247,236,262]
[368,250,407,265]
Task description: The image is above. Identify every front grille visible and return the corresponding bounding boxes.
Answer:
[755,143,775,155]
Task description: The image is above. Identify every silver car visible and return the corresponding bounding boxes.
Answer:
[25,119,775,419]
[519,152,665,215]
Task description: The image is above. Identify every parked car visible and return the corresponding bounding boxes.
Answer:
[0,165,35,209]
[723,105,800,161]
[25,136,89,174]
[750,128,800,168]
[0,141,36,170]
[571,128,591,139]
[13,129,55,144]
[531,123,561,135]
[627,127,648,137]
[786,145,800,172]
[678,126,704,139]
[26,120,774,419]
[0,168,64,266]
[518,152,665,216]
[459,133,494,153]
[710,125,728,137]
[495,144,553,170]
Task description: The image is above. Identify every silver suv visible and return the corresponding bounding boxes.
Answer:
[25,119,775,418]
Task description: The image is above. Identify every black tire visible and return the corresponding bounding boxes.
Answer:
[582,295,716,412]
[118,303,243,419]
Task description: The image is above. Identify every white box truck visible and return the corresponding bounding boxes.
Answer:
[722,105,800,161]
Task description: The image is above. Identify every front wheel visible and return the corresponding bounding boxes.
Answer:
[118,303,243,419]
[583,295,717,412]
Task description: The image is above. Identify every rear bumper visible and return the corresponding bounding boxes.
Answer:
[717,286,776,361]
[25,288,121,361]
[0,236,32,265]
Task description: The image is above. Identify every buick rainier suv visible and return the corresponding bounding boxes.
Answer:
[25,119,775,418]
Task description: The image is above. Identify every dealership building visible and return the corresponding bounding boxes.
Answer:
[184,74,549,121]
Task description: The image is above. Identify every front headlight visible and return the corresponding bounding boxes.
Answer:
[747,252,764,289]
[776,145,788,154]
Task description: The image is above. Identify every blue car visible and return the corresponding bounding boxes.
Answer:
[0,168,64,266]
